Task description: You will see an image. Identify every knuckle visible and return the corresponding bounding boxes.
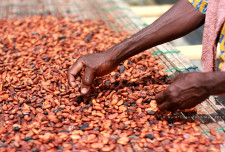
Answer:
[76,56,85,63]
[170,91,179,99]
[84,77,89,83]
[83,77,91,85]
[78,55,84,60]
[76,57,82,64]
[165,87,174,96]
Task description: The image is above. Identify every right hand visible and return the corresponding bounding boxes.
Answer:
[155,72,210,111]
[67,52,118,95]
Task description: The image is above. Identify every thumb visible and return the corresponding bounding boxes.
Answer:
[81,67,95,95]
[156,91,166,105]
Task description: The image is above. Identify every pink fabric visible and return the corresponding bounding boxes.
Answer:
[222,64,225,71]
[201,0,225,72]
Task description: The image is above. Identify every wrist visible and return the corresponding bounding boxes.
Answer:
[105,38,135,65]
[202,72,225,95]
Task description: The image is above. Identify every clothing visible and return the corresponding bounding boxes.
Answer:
[189,0,225,71]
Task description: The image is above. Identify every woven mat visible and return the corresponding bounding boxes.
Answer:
[0,0,224,148]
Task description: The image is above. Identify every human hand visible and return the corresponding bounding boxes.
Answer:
[67,52,118,95]
[156,72,210,111]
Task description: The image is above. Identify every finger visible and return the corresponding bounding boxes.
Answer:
[67,73,77,88]
[67,69,77,88]
[67,60,83,88]
[156,91,166,105]
[69,60,83,76]
[81,68,95,94]
[158,101,172,112]
[179,98,198,110]
[168,106,179,112]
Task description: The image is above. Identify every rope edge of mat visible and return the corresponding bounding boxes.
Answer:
[201,126,225,134]
[152,50,181,55]
[152,50,198,72]
[164,67,198,72]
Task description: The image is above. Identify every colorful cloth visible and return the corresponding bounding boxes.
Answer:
[189,0,225,70]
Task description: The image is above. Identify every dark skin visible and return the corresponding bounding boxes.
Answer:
[67,0,225,111]
[156,72,225,111]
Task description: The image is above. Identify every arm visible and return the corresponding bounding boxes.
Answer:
[206,72,225,96]
[106,0,205,65]
[68,0,205,94]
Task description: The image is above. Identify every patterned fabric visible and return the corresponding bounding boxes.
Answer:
[189,0,225,70]
[219,25,225,69]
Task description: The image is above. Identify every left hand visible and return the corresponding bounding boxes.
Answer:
[156,72,210,111]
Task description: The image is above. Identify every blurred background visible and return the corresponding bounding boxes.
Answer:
[124,0,213,69]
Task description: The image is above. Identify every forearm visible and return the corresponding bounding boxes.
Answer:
[106,0,205,64]
[203,72,225,95]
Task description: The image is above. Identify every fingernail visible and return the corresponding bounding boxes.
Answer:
[81,88,88,94]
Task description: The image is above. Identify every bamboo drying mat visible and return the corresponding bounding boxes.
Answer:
[0,0,224,151]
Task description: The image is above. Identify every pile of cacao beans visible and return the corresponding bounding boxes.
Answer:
[0,16,222,152]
